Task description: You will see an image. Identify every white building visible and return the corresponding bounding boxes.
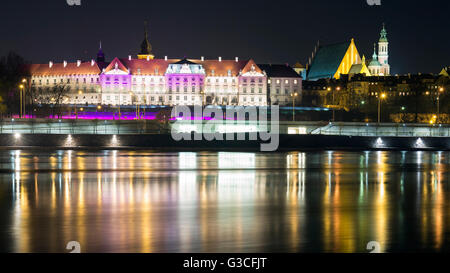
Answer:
[28,28,301,107]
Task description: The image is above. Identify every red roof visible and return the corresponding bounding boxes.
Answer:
[29,61,102,76]
[28,58,262,77]
[119,58,176,76]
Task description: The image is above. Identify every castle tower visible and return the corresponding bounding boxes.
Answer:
[137,21,155,60]
[378,23,390,75]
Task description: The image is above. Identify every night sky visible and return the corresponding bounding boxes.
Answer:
[1,0,448,75]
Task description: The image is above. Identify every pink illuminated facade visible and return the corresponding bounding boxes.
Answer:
[28,31,302,107]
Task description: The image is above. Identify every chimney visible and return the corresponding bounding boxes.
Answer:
[235,57,239,62]
[63,61,67,68]
[219,57,222,62]
[164,56,168,61]
[201,56,205,61]
[49,61,53,68]
[129,55,132,61]
[77,60,81,67]
[91,60,95,66]
[146,55,150,61]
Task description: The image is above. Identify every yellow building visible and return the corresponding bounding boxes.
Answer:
[307,38,362,80]
[348,55,371,76]
[439,67,449,77]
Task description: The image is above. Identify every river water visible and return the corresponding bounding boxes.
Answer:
[0,150,449,253]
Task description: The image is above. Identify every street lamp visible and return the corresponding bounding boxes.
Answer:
[437,87,444,124]
[291,92,298,122]
[129,92,139,119]
[333,87,340,122]
[21,79,27,117]
[378,93,387,124]
[19,84,24,118]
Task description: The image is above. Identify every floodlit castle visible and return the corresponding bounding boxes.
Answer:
[28,24,302,107]
[306,24,391,80]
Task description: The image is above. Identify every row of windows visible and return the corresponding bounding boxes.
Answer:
[274,89,299,95]
[33,78,98,85]
[268,79,299,85]
[33,77,300,86]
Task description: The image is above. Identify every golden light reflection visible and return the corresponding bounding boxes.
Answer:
[3,150,449,253]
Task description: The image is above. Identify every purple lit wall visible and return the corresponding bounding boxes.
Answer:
[166,73,205,93]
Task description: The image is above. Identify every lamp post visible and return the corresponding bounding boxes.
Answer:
[201,90,205,108]
[437,87,444,124]
[334,87,340,122]
[378,93,387,124]
[118,89,122,119]
[291,92,298,122]
[22,79,27,117]
[19,84,24,118]
[129,92,139,119]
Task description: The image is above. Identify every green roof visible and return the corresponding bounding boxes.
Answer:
[369,58,381,67]
[379,25,388,43]
[349,64,363,74]
[307,42,349,80]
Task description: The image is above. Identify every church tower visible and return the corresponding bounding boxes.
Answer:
[369,43,382,76]
[96,41,105,63]
[137,21,155,60]
[378,23,390,75]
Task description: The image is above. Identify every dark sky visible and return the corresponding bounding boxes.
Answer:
[1,0,448,74]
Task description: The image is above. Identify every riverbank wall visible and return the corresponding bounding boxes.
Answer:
[0,133,448,151]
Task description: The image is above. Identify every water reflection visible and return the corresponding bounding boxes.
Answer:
[0,150,449,253]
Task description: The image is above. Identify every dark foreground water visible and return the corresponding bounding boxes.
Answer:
[0,150,449,253]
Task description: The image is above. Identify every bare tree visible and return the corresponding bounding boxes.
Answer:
[39,85,71,118]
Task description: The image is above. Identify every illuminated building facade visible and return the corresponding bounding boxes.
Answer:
[306,24,390,80]
[28,26,301,107]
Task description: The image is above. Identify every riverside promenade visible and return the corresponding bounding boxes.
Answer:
[0,119,449,151]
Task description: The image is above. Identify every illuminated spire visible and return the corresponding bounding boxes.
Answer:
[380,23,388,42]
[140,21,152,55]
[372,43,378,59]
[96,41,105,63]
